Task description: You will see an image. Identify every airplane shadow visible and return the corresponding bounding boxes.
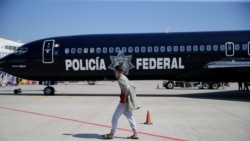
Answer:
[137,90,250,102]
[0,90,249,102]
[173,90,250,102]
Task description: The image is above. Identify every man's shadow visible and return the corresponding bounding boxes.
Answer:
[63,133,126,140]
[63,133,101,139]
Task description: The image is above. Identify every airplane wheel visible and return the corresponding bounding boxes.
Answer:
[166,82,174,89]
[44,86,55,95]
[14,88,22,94]
[211,83,219,89]
[202,83,210,89]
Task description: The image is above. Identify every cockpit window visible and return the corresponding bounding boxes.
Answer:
[14,47,28,55]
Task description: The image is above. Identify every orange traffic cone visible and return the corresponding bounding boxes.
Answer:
[144,110,153,125]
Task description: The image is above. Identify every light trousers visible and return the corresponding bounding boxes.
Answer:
[111,103,138,133]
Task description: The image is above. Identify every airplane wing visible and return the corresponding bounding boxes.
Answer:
[205,59,250,69]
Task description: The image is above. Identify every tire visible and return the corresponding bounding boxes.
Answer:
[87,81,96,85]
[211,83,219,89]
[202,83,210,89]
[44,87,55,95]
[13,88,22,94]
[166,82,174,89]
[14,89,19,94]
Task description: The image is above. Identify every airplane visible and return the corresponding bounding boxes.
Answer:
[0,30,249,95]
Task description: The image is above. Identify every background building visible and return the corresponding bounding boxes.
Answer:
[0,38,23,86]
[0,37,23,58]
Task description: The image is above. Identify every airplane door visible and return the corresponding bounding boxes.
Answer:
[225,42,234,56]
[42,40,54,64]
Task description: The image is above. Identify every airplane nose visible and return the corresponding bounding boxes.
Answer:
[0,60,4,70]
[0,57,7,70]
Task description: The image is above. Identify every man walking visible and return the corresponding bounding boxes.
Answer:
[103,64,140,139]
[238,81,243,91]
[243,82,249,91]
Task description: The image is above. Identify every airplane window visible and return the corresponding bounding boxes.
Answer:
[96,47,101,53]
[193,45,198,52]
[167,46,172,52]
[116,47,121,53]
[242,44,247,50]
[180,46,185,52]
[90,47,95,53]
[235,44,240,51]
[109,47,114,53]
[154,46,159,52]
[220,45,225,51]
[147,46,152,53]
[103,47,107,53]
[84,48,88,54]
[122,47,127,53]
[135,47,139,53]
[77,48,82,54]
[160,46,166,52]
[187,45,191,52]
[141,46,146,53]
[128,47,133,53]
[71,48,76,54]
[200,45,205,51]
[206,45,212,51]
[65,48,70,54]
[174,46,178,52]
[213,45,218,51]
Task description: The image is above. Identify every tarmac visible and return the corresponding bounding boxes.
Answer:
[0,81,250,141]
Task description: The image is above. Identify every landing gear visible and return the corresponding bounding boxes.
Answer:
[12,81,56,95]
[211,83,219,89]
[164,81,175,89]
[14,88,22,94]
[202,83,210,89]
[199,82,220,89]
[41,81,55,95]
[43,86,55,95]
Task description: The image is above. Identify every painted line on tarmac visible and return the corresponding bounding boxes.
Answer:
[0,106,187,141]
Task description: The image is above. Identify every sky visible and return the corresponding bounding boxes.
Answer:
[0,0,250,43]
